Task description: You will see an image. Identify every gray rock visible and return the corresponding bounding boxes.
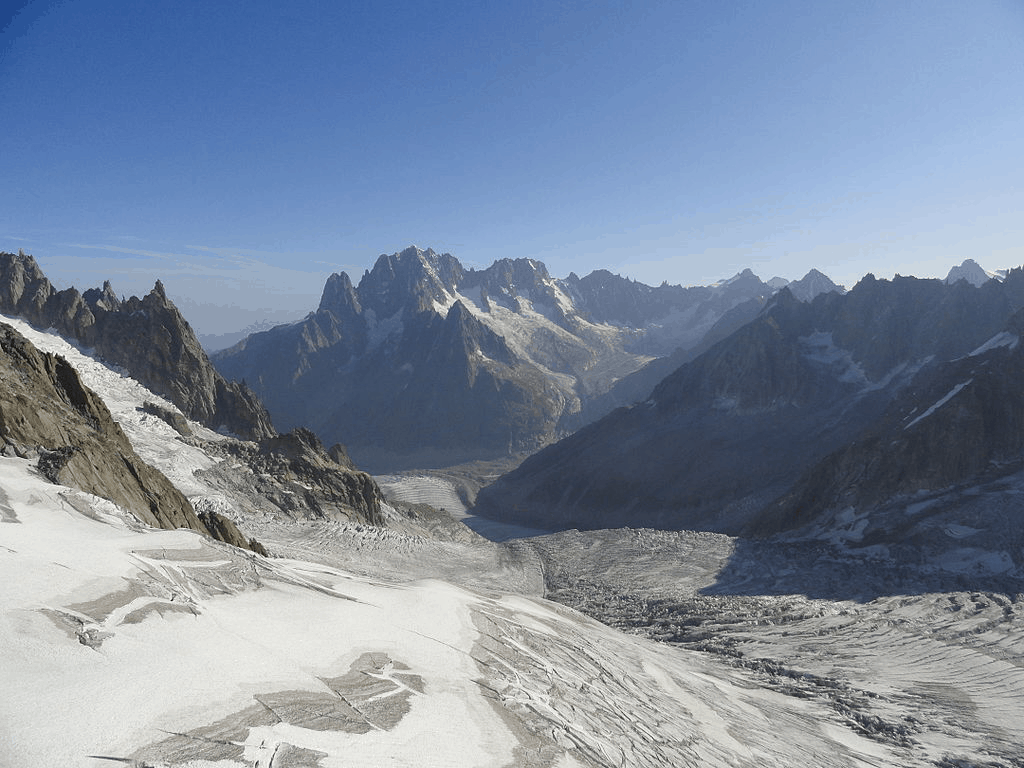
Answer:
[0,322,200,532]
[195,427,384,526]
[0,250,275,440]
[141,401,193,436]
[0,321,266,553]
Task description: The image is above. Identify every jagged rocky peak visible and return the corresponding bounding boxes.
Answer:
[714,267,762,290]
[0,250,275,440]
[786,268,845,302]
[565,269,696,328]
[468,257,551,295]
[0,250,90,340]
[82,280,121,311]
[650,287,819,414]
[358,246,465,317]
[318,270,362,316]
[444,299,516,365]
[945,258,996,287]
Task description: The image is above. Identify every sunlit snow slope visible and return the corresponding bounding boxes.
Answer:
[0,318,926,766]
[2,454,917,768]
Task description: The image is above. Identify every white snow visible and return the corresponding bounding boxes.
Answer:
[1,454,928,767]
[0,314,228,504]
[969,330,1019,356]
[904,380,973,430]
[935,547,1014,574]
[367,308,406,350]
[800,332,869,386]
[432,285,653,401]
[943,523,982,539]
[5,308,1024,767]
[827,506,870,543]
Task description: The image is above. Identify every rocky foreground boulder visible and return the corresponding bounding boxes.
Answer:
[0,250,274,440]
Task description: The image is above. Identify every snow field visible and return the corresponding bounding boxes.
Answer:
[5,309,1024,766]
[2,453,928,767]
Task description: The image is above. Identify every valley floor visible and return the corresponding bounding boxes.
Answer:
[530,527,1024,767]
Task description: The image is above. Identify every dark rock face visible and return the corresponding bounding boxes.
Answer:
[476,272,1024,535]
[195,427,384,525]
[0,251,274,440]
[214,246,809,470]
[196,509,269,556]
[0,321,206,535]
[785,268,845,302]
[141,401,193,437]
[756,304,1024,536]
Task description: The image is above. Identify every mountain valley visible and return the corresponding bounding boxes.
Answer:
[3,250,1024,766]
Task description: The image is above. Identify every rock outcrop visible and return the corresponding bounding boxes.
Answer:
[0,321,211,536]
[193,427,384,525]
[755,304,1024,536]
[0,251,274,440]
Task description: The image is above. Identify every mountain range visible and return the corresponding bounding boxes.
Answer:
[0,251,274,440]
[0,251,388,545]
[477,268,1024,554]
[213,246,842,470]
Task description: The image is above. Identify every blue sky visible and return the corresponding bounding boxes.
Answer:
[2,0,1023,334]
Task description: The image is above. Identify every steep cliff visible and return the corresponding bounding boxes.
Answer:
[0,321,205,534]
[0,251,274,440]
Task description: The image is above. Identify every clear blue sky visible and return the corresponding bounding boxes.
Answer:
[2,0,1023,334]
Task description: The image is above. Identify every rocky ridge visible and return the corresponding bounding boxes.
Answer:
[755,299,1024,540]
[192,427,385,527]
[0,253,390,544]
[0,320,261,548]
[0,250,274,440]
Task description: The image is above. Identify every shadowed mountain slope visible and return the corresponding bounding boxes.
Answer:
[476,271,1024,535]
[0,321,213,536]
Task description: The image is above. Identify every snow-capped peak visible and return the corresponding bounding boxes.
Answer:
[944,259,1000,287]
